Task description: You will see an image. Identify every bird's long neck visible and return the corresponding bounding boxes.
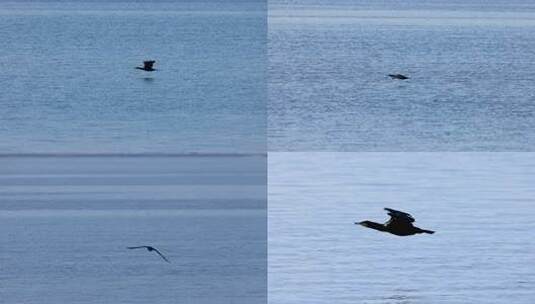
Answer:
[360,221,387,232]
[415,228,435,234]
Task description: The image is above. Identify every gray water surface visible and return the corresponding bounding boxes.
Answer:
[269,152,535,303]
[1,155,267,304]
[0,0,266,153]
[269,0,535,151]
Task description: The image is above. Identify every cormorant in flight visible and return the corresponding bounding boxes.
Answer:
[388,74,409,80]
[136,60,156,71]
[127,246,170,263]
[356,208,434,236]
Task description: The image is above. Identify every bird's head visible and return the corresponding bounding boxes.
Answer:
[355,220,372,227]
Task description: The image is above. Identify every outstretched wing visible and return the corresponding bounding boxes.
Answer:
[153,248,171,263]
[144,60,155,69]
[127,246,149,249]
[384,208,415,223]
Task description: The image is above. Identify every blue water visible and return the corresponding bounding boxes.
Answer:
[0,0,266,154]
[269,0,535,151]
[269,152,535,303]
[0,2,268,303]
[0,155,267,304]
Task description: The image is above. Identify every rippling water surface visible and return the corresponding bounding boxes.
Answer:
[269,0,535,151]
[269,152,535,303]
[1,155,267,304]
[0,0,266,153]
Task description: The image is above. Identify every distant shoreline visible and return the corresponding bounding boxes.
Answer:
[0,152,267,158]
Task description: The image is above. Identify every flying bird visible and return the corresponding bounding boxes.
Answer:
[127,246,170,263]
[388,74,409,80]
[356,208,434,236]
[136,60,156,71]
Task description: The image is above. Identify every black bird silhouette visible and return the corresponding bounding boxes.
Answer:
[356,208,434,236]
[127,246,170,263]
[388,74,409,80]
[136,60,156,71]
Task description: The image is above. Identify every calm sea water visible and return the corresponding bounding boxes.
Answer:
[269,0,535,151]
[0,0,266,154]
[0,155,266,304]
[269,152,535,303]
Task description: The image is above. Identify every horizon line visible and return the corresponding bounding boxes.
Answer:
[0,152,267,158]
